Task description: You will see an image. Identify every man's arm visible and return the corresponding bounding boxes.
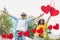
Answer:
[3,10,18,20]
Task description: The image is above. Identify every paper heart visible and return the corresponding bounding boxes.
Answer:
[32,28,36,33]
[2,34,7,38]
[37,28,43,35]
[18,31,23,36]
[23,30,30,37]
[50,7,59,16]
[48,25,52,30]
[41,5,51,14]
[7,33,13,39]
[53,24,59,30]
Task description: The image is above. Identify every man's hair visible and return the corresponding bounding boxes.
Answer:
[21,12,27,16]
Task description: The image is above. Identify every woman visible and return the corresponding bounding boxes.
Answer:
[35,16,51,39]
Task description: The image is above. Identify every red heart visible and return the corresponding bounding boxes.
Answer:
[2,34,7,38]
[32,28,36,33]
[50,7,59,16]
[7,33,13,39]
[37,28,43,35]
[48,25,52,30]
[41,5,51,13]
[23,30,30,37]
[53,23,59,30]
[18,31,23,36]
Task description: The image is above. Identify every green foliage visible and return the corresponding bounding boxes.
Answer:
[28,16,37,38]
[0,11,13,35]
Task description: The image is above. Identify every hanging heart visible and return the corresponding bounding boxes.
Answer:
[53,23,59,30]
[50,7,59,16]
[23,30,30,37]
[18,31,23,36]
[2,34,7,38]
[32,28,36,33]
[41,5,51,14]
[7,33,13,39]
[48,25,52,30]
[37,28,43,35]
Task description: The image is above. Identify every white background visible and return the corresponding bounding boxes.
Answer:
[0,0,60,35]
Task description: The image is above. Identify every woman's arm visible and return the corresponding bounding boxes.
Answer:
[27,14,44,22]
[46,16,51,24]
[34,14,44,20]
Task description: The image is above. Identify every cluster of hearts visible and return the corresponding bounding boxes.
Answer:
[0,23,59,40]
[41,5,59,16]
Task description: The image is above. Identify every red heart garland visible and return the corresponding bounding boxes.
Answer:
[37,28,43,35]
[48,25,52,30]
[53,23,59,30]
[32,28,36,33]
[2,34,7,38]
[41,5,51,14]
[50,7,59,16]
[18,31,23,36]
[7,33,13,39]
[23,30,30,37]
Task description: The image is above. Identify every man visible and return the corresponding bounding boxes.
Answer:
[4,10,44,40]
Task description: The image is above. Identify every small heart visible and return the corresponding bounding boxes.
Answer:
[18,31,23,36]
[53,23,59,30]
[7,33,13,39]
[41,5,51,14]
[37,28,43,35]
[32,28,36,33]
[50,7,59,16]
[48,25,52,30]
[2,34,7,38]
[23,30,30,37]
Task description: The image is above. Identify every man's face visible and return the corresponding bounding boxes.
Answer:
[21,15,27,19]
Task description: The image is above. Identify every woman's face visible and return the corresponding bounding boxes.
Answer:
[40,20,44,25]
[40,20,43,24]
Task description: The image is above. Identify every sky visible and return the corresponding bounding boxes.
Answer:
[0,0,60,35]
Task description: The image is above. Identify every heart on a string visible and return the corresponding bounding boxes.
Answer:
[23,30,30,37]
[7,33,13,39]
[32,28,36,33]
[50,7,59,16]
[48,25,52,30]
[53,23,59,30]
[18,31,23,36]
[37,28,43,35]
[2,34,7,38]
[41,5,51,14]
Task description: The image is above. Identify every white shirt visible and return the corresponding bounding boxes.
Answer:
[16,19,26,31]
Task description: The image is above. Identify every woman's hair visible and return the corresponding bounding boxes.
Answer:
[38,19,45,25]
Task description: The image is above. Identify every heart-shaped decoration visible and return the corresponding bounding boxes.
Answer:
[23,30,30,37]
[50,7,59,16]
[2,34,7,38]
[48,25,52,30]
[32,28,36,33]
[53,23,59,30]
[41,5,51,14]
[37,28,43,35]
[18,31,23,36]
[7,33,13,39]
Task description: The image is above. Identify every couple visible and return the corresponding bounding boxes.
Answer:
[5,10,50,40]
